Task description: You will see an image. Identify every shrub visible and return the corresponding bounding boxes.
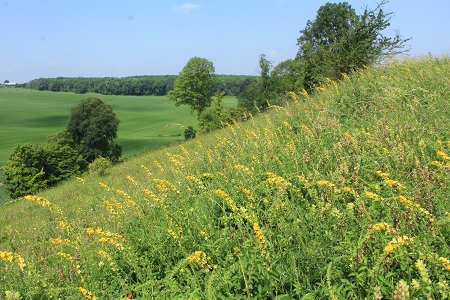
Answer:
[184,126,196,140]
[88,157,113,176]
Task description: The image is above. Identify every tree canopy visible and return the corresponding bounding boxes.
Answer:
[168,57,215,117]
[67,97,121,163]
[297,1,410,88]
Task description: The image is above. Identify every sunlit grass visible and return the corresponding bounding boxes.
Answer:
[1,56,449,298]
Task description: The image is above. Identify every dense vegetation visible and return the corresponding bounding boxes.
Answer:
[25,75,256,97]
[2,98,121,199]
[1,57,449,299]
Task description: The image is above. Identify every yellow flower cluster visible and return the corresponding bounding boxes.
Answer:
[153,178,180,194]
[384,179,405,189]
[266,172,292,188]
[365,191,382,201]
[58,221,72,232]
[438,256,450,271]
[78,287,97,300]
[301,124,314,137]
[57,252,74,262]
[282,120,292,130]
[140,164,154,178]
[241,187,255,202]
[317,180,335,188]
[98,237,125,251]
[166,152,185,169]
[187,251,209,268]
[125,175,138,186]
[343,186,359,198]
[186,175,205,188]
[384,235,413,254]
[24,195,51,207]
[214,189,238,212]
[97,250,117,271]
[372,222,395,233]
[253,222,268,258]
[98,182,110,192]
[202,173,214,179]
[0,250,26,270]
[50,238,72,246]
[85,227,125,251]
[235,164,253,175]
[143,188,161,202]
[167,229,178,240]
[395,196,434,222]
[437,150,450,161]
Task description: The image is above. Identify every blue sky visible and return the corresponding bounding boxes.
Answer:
[1,0,449,83]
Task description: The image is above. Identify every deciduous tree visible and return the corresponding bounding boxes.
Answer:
[297,1,410,89]
[67,97,121,163]
[168,57,215,117]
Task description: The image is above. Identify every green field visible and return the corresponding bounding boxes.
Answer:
[0,89,192,167]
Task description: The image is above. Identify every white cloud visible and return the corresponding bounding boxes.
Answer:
[173,3,200,14]
[269,49,283,58]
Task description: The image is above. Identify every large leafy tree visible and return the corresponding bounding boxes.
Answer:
[67,97,121,163]
[297,1,410,88]
[168,57,215,117]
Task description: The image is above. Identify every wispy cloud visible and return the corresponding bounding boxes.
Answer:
[173,3,200,14]
[269,49,283,58]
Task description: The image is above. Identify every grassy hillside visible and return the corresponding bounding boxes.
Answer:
[1,57,449,299]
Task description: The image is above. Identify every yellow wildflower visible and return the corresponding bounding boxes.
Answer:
[438,151,450,161]
[78,287,97,300]
[187,251,209,268]
[365,191,381,200]
[24,195,51,207]
[384,235,413,254]
[432,161,443,168]
[167,229,178,240]
[372,222,393,232]
[317,180,335,188]
[253,222,268,258]
[215,189,238,212]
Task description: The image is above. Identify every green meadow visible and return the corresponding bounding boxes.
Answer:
[0,89,214,166]
[1,57,450,299]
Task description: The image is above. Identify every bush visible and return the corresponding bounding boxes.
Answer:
[184,126,197,140]
[1,138,86,199]
[88,157,113,176]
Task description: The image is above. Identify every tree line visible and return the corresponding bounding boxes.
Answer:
[25,75,257,97]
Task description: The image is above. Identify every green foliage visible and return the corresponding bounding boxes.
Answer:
[168,57,215,117]
[1,143,46,199]
[198,93,248,134]
[88,157,113,176]
[1,134,85,198]
[184,126,197,140]
[297,1,410,89]
[26,75,255,96]
[67,97,122,163]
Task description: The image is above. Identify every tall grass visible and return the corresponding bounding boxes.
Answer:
[1,57,449,299]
